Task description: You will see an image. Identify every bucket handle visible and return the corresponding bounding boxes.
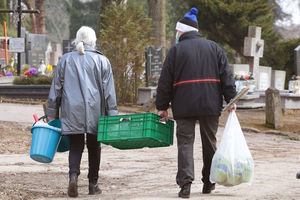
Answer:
[32,114,47,127]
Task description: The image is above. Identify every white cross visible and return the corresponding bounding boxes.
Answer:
[243,26,264,87]
[65,42,73,52]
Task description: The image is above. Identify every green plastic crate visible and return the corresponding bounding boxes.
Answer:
[97,112,174,150]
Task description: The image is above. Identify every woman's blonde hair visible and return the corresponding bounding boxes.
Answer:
[73,26,97,55]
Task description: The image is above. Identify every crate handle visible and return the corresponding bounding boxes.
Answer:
[159,121,166,124]
[120,117,131,122]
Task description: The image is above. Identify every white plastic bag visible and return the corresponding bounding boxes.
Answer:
[210,111,254,186]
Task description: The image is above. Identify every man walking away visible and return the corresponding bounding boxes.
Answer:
[155,8,237,198]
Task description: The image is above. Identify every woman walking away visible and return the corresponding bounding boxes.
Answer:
[46,26,118,197]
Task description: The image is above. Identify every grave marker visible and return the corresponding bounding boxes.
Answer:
[271,70,286,90]
[145,46,163,87]
[243,26,264,87]
[258,66,272,90]
[8,38,25,53]
[265,88,283,129]
[27,34,46,67]
[63,40,75,55]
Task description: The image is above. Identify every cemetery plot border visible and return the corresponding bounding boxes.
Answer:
[0,85,50,99]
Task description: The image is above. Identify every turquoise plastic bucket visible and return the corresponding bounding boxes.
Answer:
[30,120,62,163]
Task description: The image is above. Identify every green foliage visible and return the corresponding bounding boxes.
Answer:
[186,0,279,54]
[276,38,300,87]
[99,3,153,103]
[13,76,53,85]
[66,0,100,39]
[166,0,189,41]
[0,0,8,24]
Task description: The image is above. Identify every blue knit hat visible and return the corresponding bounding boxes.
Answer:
[176,8,199,32]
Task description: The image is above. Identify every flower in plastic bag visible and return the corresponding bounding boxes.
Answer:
[5,72,13,76]
[210,111,254,187]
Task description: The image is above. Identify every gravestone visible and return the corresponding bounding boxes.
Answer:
[230,64,249,76]
[27,33,47,67]
[271,70,286,90]
[137,46,163,105]
[145,45,163,87]
[8,38,25,53]
[243,26,264,87]
[295,45,300,75]
[63,40,75,55]
[265,88,283,129]
[258,66,272,90]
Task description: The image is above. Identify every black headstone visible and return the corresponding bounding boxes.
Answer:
[145,46,163,87]
[295,45,300,76]
[63,40,75,55]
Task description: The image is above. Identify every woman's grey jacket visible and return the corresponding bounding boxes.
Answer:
[46,45,118,135]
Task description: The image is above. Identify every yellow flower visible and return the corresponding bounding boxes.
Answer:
[47,65,53,72]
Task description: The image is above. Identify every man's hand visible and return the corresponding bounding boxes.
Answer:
[227,103,237,113]
[47,116,56,121]
[158,110,168,121]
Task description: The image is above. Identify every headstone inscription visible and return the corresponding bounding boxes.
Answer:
[145,46,163,87]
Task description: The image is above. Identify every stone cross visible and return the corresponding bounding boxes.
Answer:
[243,26,264,87]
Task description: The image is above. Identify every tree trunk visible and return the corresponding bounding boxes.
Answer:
[35,0,45,34]
[23,0,37,33]
[147,0,166,57]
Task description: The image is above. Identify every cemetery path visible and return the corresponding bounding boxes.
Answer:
[0,103,300,199]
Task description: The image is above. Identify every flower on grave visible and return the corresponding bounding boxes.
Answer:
[47,65,53,72]
[29,67,37,75]
[5,72,13,76]
[24,71,31,77]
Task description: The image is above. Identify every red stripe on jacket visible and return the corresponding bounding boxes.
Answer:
[173,79,220,87]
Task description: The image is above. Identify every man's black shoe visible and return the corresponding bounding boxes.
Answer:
[68,173,78,197]
[89,183,102,195]
[202,183,215,194]
[178,183,191,198]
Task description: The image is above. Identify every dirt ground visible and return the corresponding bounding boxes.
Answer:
[1,103,300,200]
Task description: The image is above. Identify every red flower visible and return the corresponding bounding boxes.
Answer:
[24,71,31,77]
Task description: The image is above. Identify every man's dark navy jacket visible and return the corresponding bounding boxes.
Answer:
[155,31,237,119]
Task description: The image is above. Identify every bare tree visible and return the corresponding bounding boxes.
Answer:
[22,0,37,33]
[35,0,45,34]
